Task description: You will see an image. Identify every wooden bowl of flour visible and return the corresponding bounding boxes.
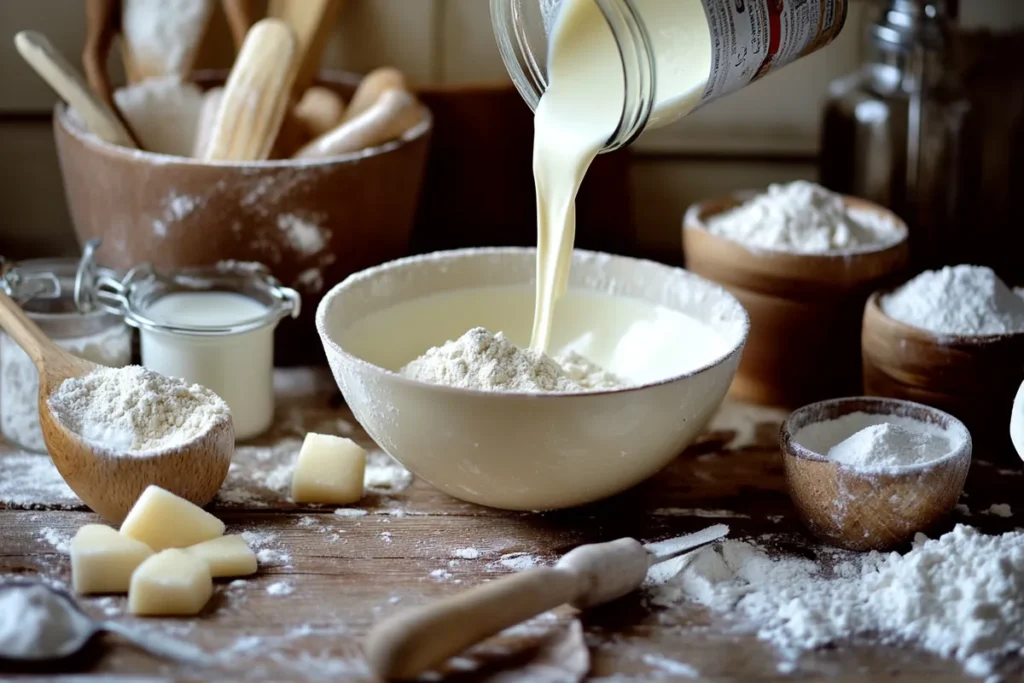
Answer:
[781,396,971,551]
[862,291,1024,464]
[684,193,909,408]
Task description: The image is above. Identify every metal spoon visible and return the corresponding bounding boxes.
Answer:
[0,580,209,664]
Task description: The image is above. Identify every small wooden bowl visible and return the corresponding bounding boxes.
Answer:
[683,193,909,408]
[781,397,971,551]
[862,292,1024,464]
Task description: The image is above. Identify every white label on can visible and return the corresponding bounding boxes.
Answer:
[698,0,847,107]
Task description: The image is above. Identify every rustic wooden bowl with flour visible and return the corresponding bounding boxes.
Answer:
[781,397,971,552]
[683,192,909,408]
[862,292,1024,464]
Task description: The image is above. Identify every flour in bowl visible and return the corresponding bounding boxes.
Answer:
[48,365,230,452]
[400,327,622,392]
[822,422,952,471]
[704,181,902,254]
[881,265,1024,336]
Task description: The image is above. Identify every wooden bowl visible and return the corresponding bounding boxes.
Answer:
[781,397,971,551]
[53,70,432,366]
[862,291,1024,464]
[683,193,909,408]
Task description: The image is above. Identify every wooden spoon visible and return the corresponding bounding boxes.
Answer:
[120,0,216,83]
[203,18,298,162]
[268,0,343,98]
[293,88,423,158]
[0,291,234,524]
[14,31,138,149]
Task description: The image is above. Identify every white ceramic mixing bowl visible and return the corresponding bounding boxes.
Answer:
[316,248,748,510]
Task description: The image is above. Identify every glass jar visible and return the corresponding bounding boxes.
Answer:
[491,0,850,151]
[88,258,301,441]
[0,258,132,452]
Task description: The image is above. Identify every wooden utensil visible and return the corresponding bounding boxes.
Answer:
[120,0,216,83]
[293,85,346,138]
[343,66,407,122]
[14,31,138,149]
[203,19,299,162]
[781,397,972,552]
[191,86,224,157]
[293,88,423,158]
[0,290,234,524]
[364,525,729,681]
[83,0,119,109]
[268,0,342,98]
[221,0,256,52]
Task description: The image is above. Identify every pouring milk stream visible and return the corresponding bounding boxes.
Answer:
[517,0,848,351]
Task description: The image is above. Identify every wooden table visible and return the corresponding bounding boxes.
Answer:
[2,369,1022,681]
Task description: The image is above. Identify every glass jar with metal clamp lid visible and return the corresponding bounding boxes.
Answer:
[0,254,131,452]
[80,243,302,441]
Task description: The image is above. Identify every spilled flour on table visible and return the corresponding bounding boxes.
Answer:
[650,525,1024,678]
[0,453,79,509]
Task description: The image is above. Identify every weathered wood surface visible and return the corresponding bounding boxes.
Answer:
[1,369,1022,681]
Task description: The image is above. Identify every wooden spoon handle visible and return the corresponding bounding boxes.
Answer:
[221,0,256,52]
[83,0,118,109]
[364,568,579,680]
[13,31,137,148]
[0,291,65,369]
[268,0,343,96]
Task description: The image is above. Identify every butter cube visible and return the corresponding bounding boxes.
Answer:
[186,535,257,578]
[129,549,213,616]
[291,433,367,504]
[71,524,153,594]
[120,485,225,551]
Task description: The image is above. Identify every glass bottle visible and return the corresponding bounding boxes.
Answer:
[492,0,849,152]
[819,0,973,270]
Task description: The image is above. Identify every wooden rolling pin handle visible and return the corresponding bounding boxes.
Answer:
[363,538,649,681]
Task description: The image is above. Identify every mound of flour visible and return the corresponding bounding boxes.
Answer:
[705,181,902,254]
[401,327,622,392]
[652,525,1024,678]
[881,265,1024,336]
[48,366,229,452]
[824,422,951,470]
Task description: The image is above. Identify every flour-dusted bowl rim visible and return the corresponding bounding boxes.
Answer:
[316,247,750,396]
[314,247,749,510]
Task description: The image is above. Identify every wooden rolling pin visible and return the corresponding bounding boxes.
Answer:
[343,66,407,122]
[363,525,729,681]
[203,19,298,162]
[293,89,422,159]
[293,86,346,138]
[14,31,137,149]
[191,86,224,157]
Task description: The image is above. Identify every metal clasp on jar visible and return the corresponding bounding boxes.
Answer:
[0,256,62,303]
[75,240,302,336]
